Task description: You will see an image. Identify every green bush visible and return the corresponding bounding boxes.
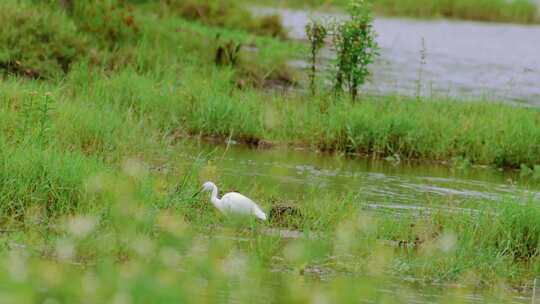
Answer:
[71,0,140,49]
[0,1,86,79]
[162,0,287,39]
[332,0,379,101]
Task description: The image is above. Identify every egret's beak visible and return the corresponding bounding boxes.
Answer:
[191,187,203,199]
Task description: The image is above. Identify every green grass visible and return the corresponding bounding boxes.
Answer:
[255,0,539,24]
[1,0,540,302]
[9,65,540,169]
[34,65,540,169]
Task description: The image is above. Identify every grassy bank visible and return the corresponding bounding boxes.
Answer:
[257,0,539,24]
[1,0,540,301]
[7,71,540,169]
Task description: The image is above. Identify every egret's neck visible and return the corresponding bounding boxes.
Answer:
[209,184,222,209]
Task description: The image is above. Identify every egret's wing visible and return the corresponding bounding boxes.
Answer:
[222,193,255,214]
[222,192,267,220]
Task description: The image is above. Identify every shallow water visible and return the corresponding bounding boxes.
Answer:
[184,141,539,210]
[253,7,540,105]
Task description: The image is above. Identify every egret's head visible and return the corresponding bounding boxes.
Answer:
[201,181,215,192]
[192,181,215,199]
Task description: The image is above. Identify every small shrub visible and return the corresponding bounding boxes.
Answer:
[332,0,378,101]
[214,34,242,67]
[0,1,86,79]
[305,20,328,94]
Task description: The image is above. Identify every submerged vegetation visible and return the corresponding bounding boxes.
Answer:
[1,0,540,301]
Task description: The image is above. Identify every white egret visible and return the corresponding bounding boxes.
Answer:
[196,181,267,221]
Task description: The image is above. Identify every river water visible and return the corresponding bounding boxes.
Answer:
[253,7,540,105]
[185,141,539,216]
